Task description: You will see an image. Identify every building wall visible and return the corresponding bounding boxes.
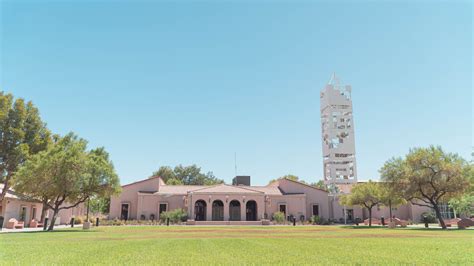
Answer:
[409,203,432,222]
[332,196,432,223]
[277,179,330,219]
[136,194,187,220]
[109,177,162,220]
[1,198,42,228]
[266,194,307,220]
[49,203,87,225]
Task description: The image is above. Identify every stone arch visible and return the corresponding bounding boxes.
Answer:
[212,200,224,221]
[229,200,241,221]
[194,200,207,221]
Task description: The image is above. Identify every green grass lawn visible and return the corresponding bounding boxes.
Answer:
[0,225,472,265]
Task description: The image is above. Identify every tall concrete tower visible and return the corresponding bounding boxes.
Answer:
[320,73,357,194]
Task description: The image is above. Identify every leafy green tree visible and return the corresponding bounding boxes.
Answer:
[380,146,471,229]
[448,195,473,218]
[379,183,406,222]
[152,164,223,185]
[152,166,176,183]
[268,174,300,184]
[166,178,184,185]
[312,180,327,190]
[89,196,111,215]
[13,133,121,230]
[340,181,384,226]
[0,92,51,209]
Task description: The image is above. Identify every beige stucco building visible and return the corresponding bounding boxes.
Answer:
[0,184,86,228]
[110,176,330,223]
[109,176,431,224]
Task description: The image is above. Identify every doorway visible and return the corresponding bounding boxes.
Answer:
[229,200,241,221]
[212,200,224,221]
[246,200,257,221]
[121,203,129,220]
[194,200,207,221]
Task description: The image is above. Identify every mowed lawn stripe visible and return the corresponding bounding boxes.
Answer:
[0,226,472,265]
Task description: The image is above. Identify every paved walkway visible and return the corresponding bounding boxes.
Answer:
[0,224,83,233]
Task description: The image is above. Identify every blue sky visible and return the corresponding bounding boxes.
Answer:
[1,0,472,185]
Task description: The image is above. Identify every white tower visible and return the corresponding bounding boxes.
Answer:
[320,73,357,194]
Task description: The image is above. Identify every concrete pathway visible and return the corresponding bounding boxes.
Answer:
[0,224,83,233]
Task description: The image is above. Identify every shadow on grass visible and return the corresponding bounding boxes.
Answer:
[339,225,464,231]
[339,225,385,229]
[1,228,99,235]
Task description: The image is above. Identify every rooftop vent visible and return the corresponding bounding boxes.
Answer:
[232,176,250,186]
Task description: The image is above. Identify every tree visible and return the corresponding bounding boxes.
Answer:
[449,165,474,218]
[13,133,121,230]
[448,195,473,218]
[151,166,175,183]
[166,178,184,185]
[268,174,300,184]
[89,196,111,215]
[151,164,223,185]
[312,180,327,190]
[340,181,384,226]
[0,92,51,210]
[379,183,406,222]
[380,146,471,229]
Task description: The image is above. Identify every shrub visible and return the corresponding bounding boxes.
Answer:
[354,217,362,225]
[310,215,321,225]
[74,216,83,225]
[273,212,285,224]
[160,209,188,224]
[316,218,332,225]
[421,212,437,223]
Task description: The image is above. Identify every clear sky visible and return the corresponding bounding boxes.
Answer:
[1,0,472,186]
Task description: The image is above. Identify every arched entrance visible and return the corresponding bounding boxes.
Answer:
[194,200,207,221]
[229,200,241,221]
[212,200,224,221]
[246,200,257,221]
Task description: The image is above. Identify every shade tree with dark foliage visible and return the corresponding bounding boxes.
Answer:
[12,133,121,230]
[380,146,472,229]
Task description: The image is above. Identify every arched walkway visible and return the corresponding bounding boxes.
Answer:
[212,200,224,221]
[194,200,207,221]
[246,200,257,221]
[229,200,241,221]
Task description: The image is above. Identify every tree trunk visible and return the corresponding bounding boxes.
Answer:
[389,199,393,222]
[40,202,48,222]
[48,207,59,231]
[368,208,372,227]
[0,178,11,208]
[433,204,446,229]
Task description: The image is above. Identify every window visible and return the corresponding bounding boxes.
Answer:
[159,203,168,214]
[312,205,319,216]
[31,207,37,220]
[439,203,454,219]
[346,209,354,221]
